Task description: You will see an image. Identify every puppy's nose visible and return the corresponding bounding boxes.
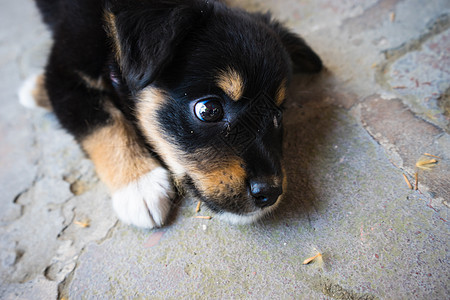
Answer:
[250,180,282,208]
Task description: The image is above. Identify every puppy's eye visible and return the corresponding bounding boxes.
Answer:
[274,110,283,128]
[194,99,224,122]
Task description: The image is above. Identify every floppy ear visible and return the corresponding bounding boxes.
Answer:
[104,1,205,92]
[274,26,323,73]
[256,14,323,73]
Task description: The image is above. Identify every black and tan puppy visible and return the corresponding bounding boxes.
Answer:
[21,0,322,228]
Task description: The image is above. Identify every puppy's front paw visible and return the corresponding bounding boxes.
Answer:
[112,167,174,229]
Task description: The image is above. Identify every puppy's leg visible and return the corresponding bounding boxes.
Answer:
[81,102,174,228]
[41,41,173,228]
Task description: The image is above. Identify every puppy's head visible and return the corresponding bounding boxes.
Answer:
[105,0,322,223]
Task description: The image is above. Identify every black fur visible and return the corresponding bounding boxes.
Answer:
[35,0,322,218]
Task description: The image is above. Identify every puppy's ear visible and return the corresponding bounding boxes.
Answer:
[275,27,323,73]
[256,14,323,73]
[104,1,205,92]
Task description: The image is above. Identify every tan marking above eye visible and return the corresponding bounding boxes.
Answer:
[216,68,244,101]
[77,71,107,91]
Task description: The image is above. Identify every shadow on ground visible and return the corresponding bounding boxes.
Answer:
[263,70,342,227]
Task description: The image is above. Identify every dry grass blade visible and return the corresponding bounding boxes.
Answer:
[195,201,201,213]
[390,12,396,22]
[415,157,438,170]
[423,153,441,159]
[402,173,413,189]
[415,172,418,190]
[303,252,322,265]
[74,220,90,228]
[194,216,212,220]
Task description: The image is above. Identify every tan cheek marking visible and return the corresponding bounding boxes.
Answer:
[32,74,52,110]
[81,102,159,191]
[136,88,187,182]
[275,78,287,106]
[216,68,244,101]
[190,159,247,199]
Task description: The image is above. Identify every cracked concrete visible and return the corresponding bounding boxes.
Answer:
[1,0,449,299]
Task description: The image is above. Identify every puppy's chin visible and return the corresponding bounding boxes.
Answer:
[207,170,287,225]
[216,197,282,225]
[180,167,287,225]
[200,192,283,225]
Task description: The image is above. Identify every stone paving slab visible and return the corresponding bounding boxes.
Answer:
[1,0,449,299]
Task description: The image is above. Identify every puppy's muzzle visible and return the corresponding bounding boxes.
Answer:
[249,179,282,209]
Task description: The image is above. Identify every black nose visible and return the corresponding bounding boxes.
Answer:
[250,180,282,208]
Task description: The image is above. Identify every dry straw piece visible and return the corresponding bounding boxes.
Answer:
[423,153,440,159]
[74,220,90,228]
[402,173,413,190]
[303,252,322,265]
[194,216,212,220]
[414,172,419,190]
[195,201,202,213]
[415,157,438,170]
[413,154,440,190]
[390,12,396,22]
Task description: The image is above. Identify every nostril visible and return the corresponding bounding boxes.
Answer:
[250,181,282,209]
[254,195,276,209]
[250,183,263,198]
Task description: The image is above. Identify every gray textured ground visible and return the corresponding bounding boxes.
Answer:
[0,0,449,299]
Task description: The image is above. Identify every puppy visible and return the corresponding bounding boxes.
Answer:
[23,0,322,228]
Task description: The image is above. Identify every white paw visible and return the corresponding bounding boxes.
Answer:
[18,73,41,109]
[112,167,174,229]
